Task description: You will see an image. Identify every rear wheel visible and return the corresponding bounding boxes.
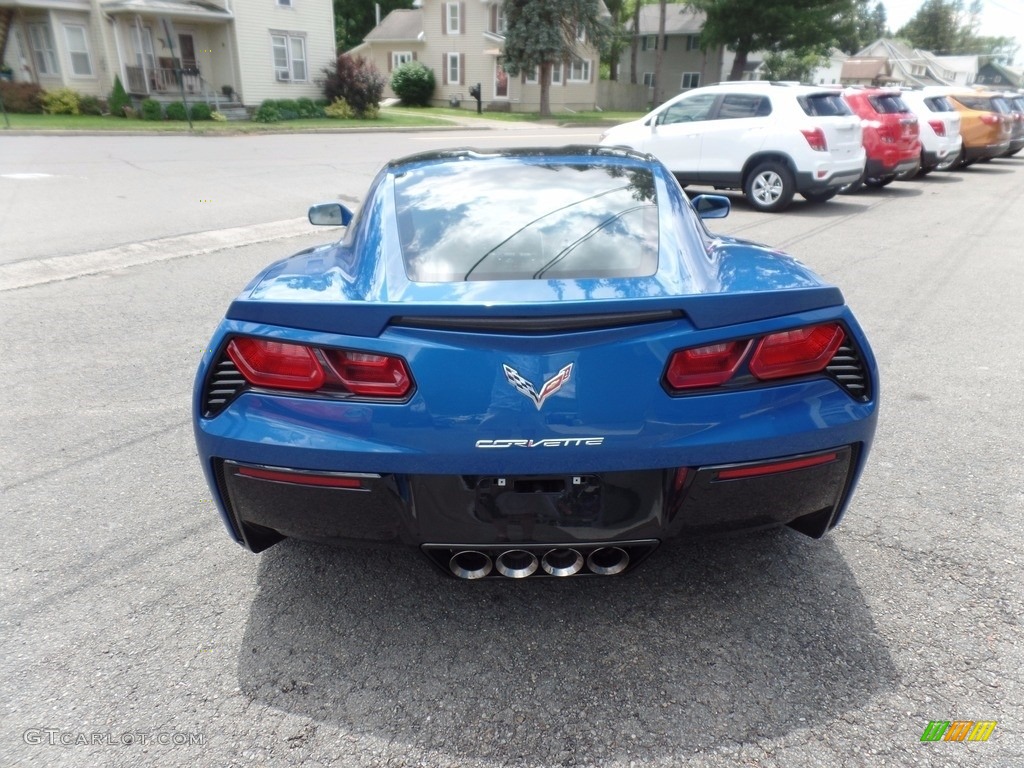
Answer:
[744,162,795,212]
[864,175,896,188]
[801,189,839,204]
[839,176,863,194]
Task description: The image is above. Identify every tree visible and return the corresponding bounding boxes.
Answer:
[762,49,830,81]
[896,0,1017,59]
[503,0,607,117]
[601,0,632,81]
[333,0,414,52]
[653,0,667,103]
[689,0,858,81]
[836,0,888,54]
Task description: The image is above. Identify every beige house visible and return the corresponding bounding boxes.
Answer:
[0,0,336,108]
[351,0,602,113]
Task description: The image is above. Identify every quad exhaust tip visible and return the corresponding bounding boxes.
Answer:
[541,548,585,577]
[586,546,630,576]
[449,550,492,580]
[495,549,539,578]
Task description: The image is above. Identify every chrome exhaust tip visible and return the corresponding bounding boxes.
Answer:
[541,548,584,577]
[586,546,630,576]
[495,549,539,579]
[449,550,493,580]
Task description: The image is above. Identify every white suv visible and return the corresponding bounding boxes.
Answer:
[599,82,865,212]
[898,88,962,174]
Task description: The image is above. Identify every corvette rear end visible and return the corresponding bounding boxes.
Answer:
[193,147,878,579]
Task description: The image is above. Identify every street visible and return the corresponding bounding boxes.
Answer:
[1,128,1022,767]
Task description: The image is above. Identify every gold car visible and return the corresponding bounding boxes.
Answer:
[946,90,1014,166]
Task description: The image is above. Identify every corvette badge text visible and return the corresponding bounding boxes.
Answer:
[476,437,605,449]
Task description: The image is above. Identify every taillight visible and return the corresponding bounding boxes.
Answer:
[665,341,750,390]
[227,338,325,391]
[800,128,827,151]
[980,113,999,125]
[323,350,412,397]
[749,324,845,380]
[928,119,945,137]
[226,337,412,398]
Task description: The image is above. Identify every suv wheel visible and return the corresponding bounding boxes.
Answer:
[801,189,838,204]
[745,162,795,212]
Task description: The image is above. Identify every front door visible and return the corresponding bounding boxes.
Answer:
[178,33,196,70]
[494,59,508,99]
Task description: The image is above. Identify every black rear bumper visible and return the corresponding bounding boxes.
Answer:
[214,445,860,574]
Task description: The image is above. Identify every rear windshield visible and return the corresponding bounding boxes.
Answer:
[868,94,911,114]
[923,96,955,112]
[797,93,853,117]
[393,161,660,283]
[955,95,1000,111]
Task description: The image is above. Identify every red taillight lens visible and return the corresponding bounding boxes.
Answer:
[928,119,945,137]
[800,128,827,151]
[980,113,999,125]
[749,324,845,380]
[665,340,750,390]
[227,337,325,391]
[324,350,412,397]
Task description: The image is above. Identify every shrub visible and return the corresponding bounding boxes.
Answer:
[211,110,227,122]
[324,97,354,119]
[0,81,44,113]
[253,101,281,123]
[295,97,317,118]
[78,95,105,115]
[109,76,131,117]
[164,101,188,120]
[41,87,81,115]
[390,61,435,106]
[322,54,384,118]
[140,98,163,120]
[190,102,213,121]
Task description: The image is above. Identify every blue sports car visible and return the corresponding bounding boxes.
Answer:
[193,146,878,579]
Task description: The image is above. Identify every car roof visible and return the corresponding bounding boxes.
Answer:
[384,145,656,173]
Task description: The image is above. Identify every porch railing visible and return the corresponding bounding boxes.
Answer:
[125,65,203,96]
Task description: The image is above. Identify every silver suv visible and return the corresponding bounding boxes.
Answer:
[599,82,865,212]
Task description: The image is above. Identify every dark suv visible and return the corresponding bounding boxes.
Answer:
[842,87,921,191]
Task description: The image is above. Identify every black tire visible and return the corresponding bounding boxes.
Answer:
[864,175,896,188]
[744,161,795,212]
[839,176,863,194]
[801,189,839,204]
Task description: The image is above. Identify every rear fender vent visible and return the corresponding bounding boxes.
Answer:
[826,341,871,401]
[202,352,247,417]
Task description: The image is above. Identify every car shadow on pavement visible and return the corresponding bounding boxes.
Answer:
[237,530,897,763]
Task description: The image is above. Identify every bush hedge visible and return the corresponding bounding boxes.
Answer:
[190,102,213,121]
[321,54,384,118]
[391,61,435,106]
[140,98,163,120]
[109,76,131,117]
[0,81,44,113]
[41,88,81,115]
[164,101,188,121]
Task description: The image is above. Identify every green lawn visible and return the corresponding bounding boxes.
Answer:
[0,110,455,133]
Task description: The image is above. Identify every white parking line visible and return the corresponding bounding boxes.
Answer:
[0,217,314,292]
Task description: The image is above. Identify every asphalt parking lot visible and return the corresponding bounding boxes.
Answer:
[1,130,1022,767]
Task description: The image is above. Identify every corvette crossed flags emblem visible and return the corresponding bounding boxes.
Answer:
[502,363,574,410]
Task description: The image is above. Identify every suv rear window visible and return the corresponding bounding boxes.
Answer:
[955,95,998,111]
[923,96,954,112]
[868,94,911,114]
[394,161,660,283]
[797,93,853,117]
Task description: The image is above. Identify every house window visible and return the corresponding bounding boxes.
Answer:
[568,57,590,82]
[576,23,586,43]
[446,3,461,34]
[551,61,562,84]
[686,34,700,51]
[132,26,155,71]
[525,67,537,83]
[681,72,700,89]
[643,72,655,88]
[271,33,307,81]
[641,35,657,51]
[63,25,93,76]
[490,4,507,34]
[445,51,461,84]
[391,51,413,70]
[277,0,292,6]
[28,23,59,75]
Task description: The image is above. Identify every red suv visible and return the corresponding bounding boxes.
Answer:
[842,87,921,191]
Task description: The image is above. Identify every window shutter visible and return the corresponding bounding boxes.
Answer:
[490,4,497,33]
[387,51,392,72]
[460,3,466,34]
[441,4,447,34]
[412,51,417,61]
[459,53,465,84]
[442,53,447,84]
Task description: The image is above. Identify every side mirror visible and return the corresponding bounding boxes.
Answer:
[308,202,354,227]
[690,194,730,220]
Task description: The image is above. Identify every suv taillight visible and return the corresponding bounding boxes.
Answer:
[980,113,999,125]
[928,119,945,137]
[800,128,827,151]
